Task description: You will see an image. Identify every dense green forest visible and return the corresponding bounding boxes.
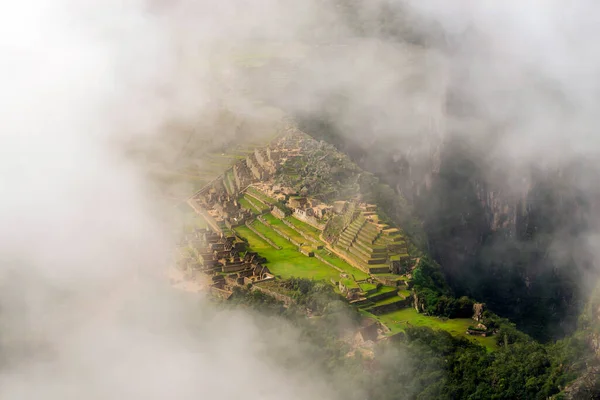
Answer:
[223,277,592,399]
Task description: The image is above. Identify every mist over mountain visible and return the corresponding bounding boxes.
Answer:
[241,1,600,341]
[2,0,600,399]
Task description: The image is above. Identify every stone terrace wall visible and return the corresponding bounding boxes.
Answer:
[368,298,411,315]
[259,216,303,247]
[292,211,325,230]
[251,285,293,306]
[233,160,254,189]
[245,221,281,249]
[244,195,266,214]
[281,218,320,244]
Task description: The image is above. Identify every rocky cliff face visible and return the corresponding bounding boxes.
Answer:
[559,287,600,398]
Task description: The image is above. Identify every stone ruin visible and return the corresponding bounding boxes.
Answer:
[197,190,253,229]
[332,203,410,274]
[472,303,485,322]
[209,254,274,298]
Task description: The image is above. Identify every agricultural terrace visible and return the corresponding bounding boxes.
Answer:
[183,126,501,352]
[284,216,322,241]
[246,186,278,205]
[238,197,262,215]
[240,194,269,213]
[234,225,343,281]
[262,214,306,244]
[371,308,498,351]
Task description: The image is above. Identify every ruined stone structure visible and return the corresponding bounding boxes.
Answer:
[472,303,485,322]
[292,208,326,230]
[196,189,253,230]
[233,160,254,190]
[331,204,410,274]
[184,228,248,273]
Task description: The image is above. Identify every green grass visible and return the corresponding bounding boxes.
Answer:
[234,225,343,281]
[373,308,498,351]
[371,295,403,307]
[340,278,359,289]
[242,194,269,212]
[285,216,322,241]
[246,187,277,205]
[238,197,261,215]
[372,273,408,283]
[315,249,370,280]
[223,170,236,194]
[366,286,396,298]
[359,282,378,292]
[264,214,370,281]
[263,214,306,244]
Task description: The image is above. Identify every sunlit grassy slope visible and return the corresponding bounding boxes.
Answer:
[369,308,498,351]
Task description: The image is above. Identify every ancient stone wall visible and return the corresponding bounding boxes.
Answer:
[233,160,254,189]
[245,221,280,249]
[368,298,411,315]
[251,285,293,306]
[292,211,325,230]
[254,148,270,169]
[258,216,303,247]
[243,195,265,214]
[246,153,267,181]
[271,207,286,219]
[281,218,320,244]
[210,286,233,300]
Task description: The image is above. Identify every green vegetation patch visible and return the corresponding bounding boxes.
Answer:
[223,170,236,194]
[242,194,269,213]
[370,295,403,307]
[340,278,359,289]
[263,214,306,244]
[238,197,261,215]
[358,282,378,293]
[374,308,498,351]
[315,249,369,280]
[367,285,396,297]
[285,216,322,240]
[234,226,342,281]
[246,187,277,205]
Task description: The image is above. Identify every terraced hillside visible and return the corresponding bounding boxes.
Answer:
[331,207,409,274]
[181,128,499,350]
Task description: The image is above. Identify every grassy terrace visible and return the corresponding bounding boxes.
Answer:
[242,194,270,213]
[370,295,403,307]
[359,282,378,292]
[262,214,370,280]
[263,214,306,244]
[371,308,498,351]
[284,216,322,241]
[246,187,278,205]
[373,273,408,283]
[315,249,370,280]
[234,225,342,281]
[223,170,236,195]
[238,197,261,215]
[340,277,359,289]
[366,286,396,298]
